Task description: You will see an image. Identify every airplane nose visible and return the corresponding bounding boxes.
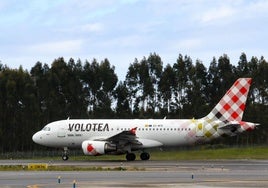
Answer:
[32,133,37,143]
[32,132,42,144]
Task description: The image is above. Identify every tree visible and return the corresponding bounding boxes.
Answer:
[82,58,117,118]
[82,59,101,115]
[237,52,249,77]
[125,53,163,117]
[30,62,50,126]
[255,56,268,105]
[159,64,176,114]
[147,53,163,114]
[185,60,208,118]
[125,59,140,117]
[95,59,118,118]
[173,54,193,117]
[0,67,38,152]
[114,81,131,118]
[66,58,88,118]
[207,55,235,108]
[217,54,236,91]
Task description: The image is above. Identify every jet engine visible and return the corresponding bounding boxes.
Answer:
[82,141,117,156]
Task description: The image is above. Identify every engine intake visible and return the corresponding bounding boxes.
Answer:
[82,141,117,156]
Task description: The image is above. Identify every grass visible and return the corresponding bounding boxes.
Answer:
[0,165,26,171]
[150,146,268,160]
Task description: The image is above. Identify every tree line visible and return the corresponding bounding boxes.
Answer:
[0,52,267,152]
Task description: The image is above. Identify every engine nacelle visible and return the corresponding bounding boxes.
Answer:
[82,141,117,156]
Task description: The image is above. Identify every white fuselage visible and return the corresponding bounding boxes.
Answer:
[32,118,216,149]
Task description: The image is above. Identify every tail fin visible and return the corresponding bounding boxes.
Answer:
[206,78,252,122]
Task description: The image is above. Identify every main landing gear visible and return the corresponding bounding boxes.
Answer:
[62,147,69,161]
[140,152,150,161]
[125,152,150,161]
[126,153,136,161]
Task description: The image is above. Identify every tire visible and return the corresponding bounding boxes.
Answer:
[126,153,136,161]
[140,152,150,160]
[62,155,69,161]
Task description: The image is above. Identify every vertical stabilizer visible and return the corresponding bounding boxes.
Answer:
[205,78,252,122]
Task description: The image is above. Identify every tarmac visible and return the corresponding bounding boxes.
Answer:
[0,159,268,187]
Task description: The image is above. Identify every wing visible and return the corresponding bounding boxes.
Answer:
[93,127,163,151]
[106,127,142,145]
[93,127,141,145]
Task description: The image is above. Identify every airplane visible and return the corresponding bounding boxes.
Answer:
[32,78,259,161]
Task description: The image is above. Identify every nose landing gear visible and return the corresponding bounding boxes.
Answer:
[62,147,69,161]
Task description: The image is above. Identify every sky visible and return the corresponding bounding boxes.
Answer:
[0,0,268,80]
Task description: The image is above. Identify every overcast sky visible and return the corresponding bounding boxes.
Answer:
[1,0,267,80]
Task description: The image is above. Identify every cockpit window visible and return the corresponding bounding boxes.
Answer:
[42,126,51,131]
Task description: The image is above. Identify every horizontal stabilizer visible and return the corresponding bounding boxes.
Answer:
[219,121,259,132]
[219,123,240,130]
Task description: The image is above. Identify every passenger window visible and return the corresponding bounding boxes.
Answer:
[42,127,51,131]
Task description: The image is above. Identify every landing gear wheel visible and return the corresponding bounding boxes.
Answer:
[62,154,69,161]
[140,152,150,160]
[62,147,69,161]
[126,153,136,161]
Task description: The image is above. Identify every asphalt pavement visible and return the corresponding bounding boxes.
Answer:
[0,159,267,187]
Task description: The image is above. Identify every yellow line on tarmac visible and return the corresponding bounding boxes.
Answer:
[27,185,40,188]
